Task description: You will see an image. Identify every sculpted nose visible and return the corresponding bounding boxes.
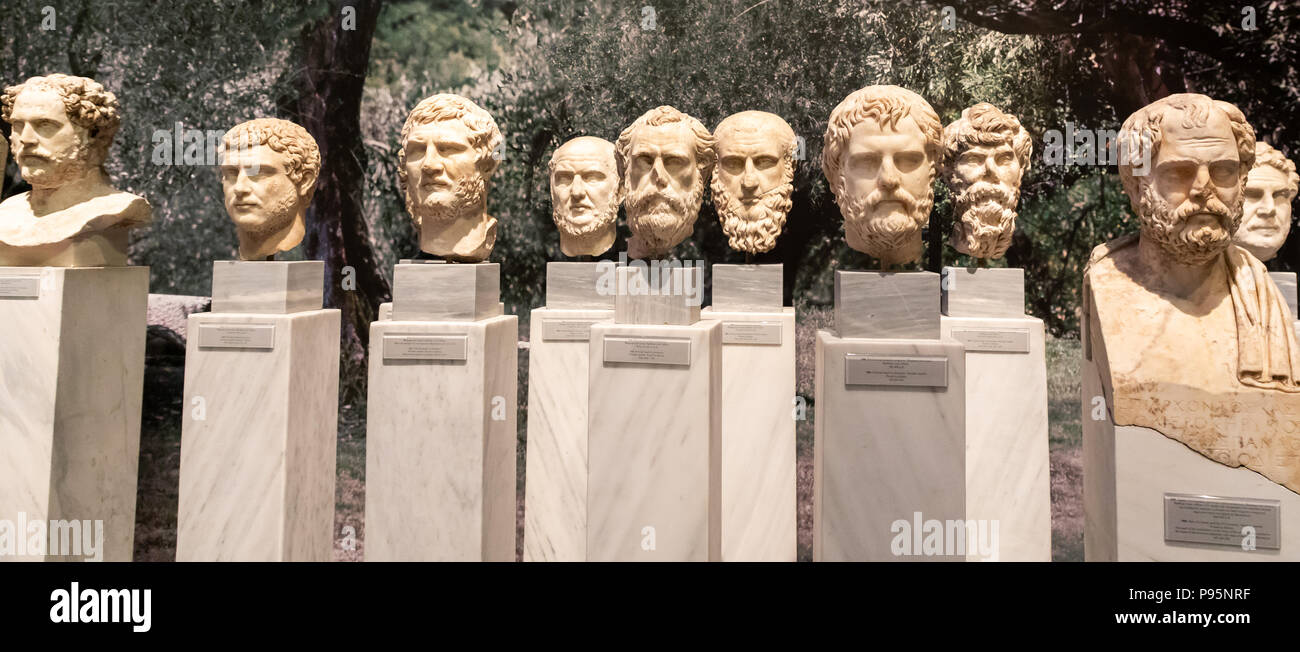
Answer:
[741,161,759,193]
[1189,166,1211,200]
[571,175,588,198]
[878,159,901,191]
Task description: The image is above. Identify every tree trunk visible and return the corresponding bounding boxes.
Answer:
[292,0,389,400]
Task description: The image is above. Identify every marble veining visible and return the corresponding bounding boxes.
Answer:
[391,262,501,321]
[545,262,615,309]
[834,270,940,339]
[941,267,1025,318]
[710,264,783,312]
[210,260,324,314]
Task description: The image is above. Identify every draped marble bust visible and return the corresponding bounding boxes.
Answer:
[220,118,320,260]
[0,74,151,266]
[1085,93,1300,493]
[399,94,503,263]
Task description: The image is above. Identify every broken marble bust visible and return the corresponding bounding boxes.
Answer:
[220,118,321,260]
[822,85,941,268]
[1086,93,1300,493]
[0,74,151,266]
[615,105,715,259]
[942,103,1032,261]
[400,93,503,262]
[1233,141,1297,262]
[711,111,796,255]
[549,136,621,257]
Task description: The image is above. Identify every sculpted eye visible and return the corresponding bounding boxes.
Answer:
[1209,161,1239,184]
[584,171,606,182]
[721,156,745,174]
[894,151,924,172]
[996,152,1014,166]
[554,171,574,185]
[755,156,778,169]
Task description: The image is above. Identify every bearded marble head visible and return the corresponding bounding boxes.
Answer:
[941,103,1032,261]
[399,94,503,262]
[711,111,796,255]
[1118,93,1256,266]
[2,73,120,192]
[615,106,715,259]
[822,85,942,267]
[549,136,621,257]
[1234,141,1298,262]
[220,118,320,260]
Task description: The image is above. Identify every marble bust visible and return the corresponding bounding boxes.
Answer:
[399,94,503,262]
[1086,93,1300,492]
[711,111,796,255]
[220,118,320,260]
[1233,141,1297,262]
[615,105,715,259]
[822,85,941,267]
[0,74,151,266]
[941,103,1032,261]
[549,136,621,257]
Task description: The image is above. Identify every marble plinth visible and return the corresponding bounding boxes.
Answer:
[391,262,502,321]
[1083,351,1300,561]
[366,314,518,561]
[1269,271,1297,318]
[177,306,340,561]
[834,270,940,339]
[0,266,147,562]
[941,267,1025,318]
[710,264,783,312]
[614,264,703,325]
[814,332,967,561]
[546,261,616,309]
[701,306,796,561]
[587,320,722,561]
[524,306,612,561]
[211,260,323,314]
[940,315,1051,561]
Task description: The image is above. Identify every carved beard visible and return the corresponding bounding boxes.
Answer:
[13,133,96,189]
[553,198,619,239]
[840,184,933,261]
[1139,179,1241,266]
[950,180,1018,259]
[625,176,704,256]
[711,175,793,254]
[238,190,301,237]
[406,174,487,229]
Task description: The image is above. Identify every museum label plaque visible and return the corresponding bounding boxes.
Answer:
[382,334,469,361]
[541,318,603,342]
[1163,494,1281,551]
[197,323,276,350]
[0,273,41,298]
[603,335,691,366]
[950,328,1030,353]
[721,320,782,345]
[844,354,948,388]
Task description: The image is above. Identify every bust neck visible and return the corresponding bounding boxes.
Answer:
[29,168,114,216]
[238,214,305,260]
[1135,234,1226,300]
[420,202,494,262]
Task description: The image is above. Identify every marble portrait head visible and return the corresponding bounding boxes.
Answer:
[399,93,503,262]
[549,136,621,257]
[220,118,320,261]
[0,74,151,266]
[1234,141,1298,262]
[822,85,942,267]
[615,105,715,259]
[711,111,797,255]
[941,103,1032,261]
[1118,93,1256,267]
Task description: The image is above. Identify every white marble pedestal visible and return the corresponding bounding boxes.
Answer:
[940,267,1050,561]
[586,262,721,561]
[0,266,148,562]
[365,262,517,561]
[701,263,795,562]
[815,270,969,562]
[524,262,613,562]
[177,261,339,562]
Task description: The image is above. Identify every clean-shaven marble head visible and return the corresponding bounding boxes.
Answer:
[220,118,320,260]
[823,85,942,267]
[1118,93,1255,266]
[615,105,715,259]
[0,74,151,266]
[942,103,1031,261]
[711,111,796,255]
[549,136,622,257]
[1235,141,1298,262]
[399,93,503,262]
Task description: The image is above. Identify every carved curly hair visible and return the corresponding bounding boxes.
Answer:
[222,118,321,193]
[397,93,502,190]
[822,85,942,199]
[1253,141,1299,199]
[941,102,1033,182]
[1,73,121,164]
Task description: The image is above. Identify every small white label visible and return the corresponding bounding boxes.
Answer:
[541,319,601,342]
[383,334,468,361]
[603,336,691,366]
[951,328,1030,353]
[845,354,948,387]
[197,323,276,349]
[721,321,782,345]
[0,274,41,298]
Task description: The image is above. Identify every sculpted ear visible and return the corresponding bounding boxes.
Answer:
[299,167,320,199]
